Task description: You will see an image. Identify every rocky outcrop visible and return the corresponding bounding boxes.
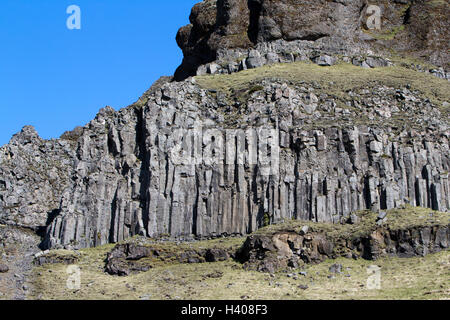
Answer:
[36,75,448,250]
[0,225,42,299]
[105,240,233,276]
[175,0,450,79]
[0,73,448,250]
[33,250,79,266]
[104,209,450,276]
[237,221,450,273]
[0,126,76,229]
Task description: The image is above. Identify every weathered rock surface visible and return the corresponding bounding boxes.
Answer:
[39,76,449,249]
[0,263,9,273]
[33,251,79,266]
[0,126,75,229]
[104,239,234,276]
[0,225,41,299]
[175,0,450,79]
[105,243,158,276]
[237,221,450,273]
[205,248,230,262]
[0,73,448,250]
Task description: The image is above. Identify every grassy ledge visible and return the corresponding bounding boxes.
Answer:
[195,61,450,114]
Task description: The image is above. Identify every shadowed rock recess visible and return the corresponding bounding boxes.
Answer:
[0,0,449,251]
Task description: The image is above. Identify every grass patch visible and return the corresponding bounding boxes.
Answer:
[253,206,449,242]
[124,236,245,253]
[364,25,406,41]
[29,246,449,300]
[195,61,450,113]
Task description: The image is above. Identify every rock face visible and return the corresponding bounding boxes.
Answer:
[104,240,233,276]
[7,77,445,250]
[0,225,41,299]
[0,0,449,250]
[237,224,450,273]
[0,126,75,229]
[175,0,450,79]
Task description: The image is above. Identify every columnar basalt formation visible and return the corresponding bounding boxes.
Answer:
[2,76,447,249]
[0,1,449,250]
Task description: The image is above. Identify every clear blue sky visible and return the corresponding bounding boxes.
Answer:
[0,0,199,146]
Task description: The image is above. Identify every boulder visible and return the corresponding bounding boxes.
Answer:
[205,248,230,262]
[312,55,337,66]
[246,50,263,69]
[329,263,343,274]
[377,211,388,221]
[0,263,9,273]
[348,214,360,225]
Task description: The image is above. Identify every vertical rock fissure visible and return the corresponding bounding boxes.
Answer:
[109,187,119,243]
[136,107,150,238]
[192,168,200,236]
[248,0,262,44]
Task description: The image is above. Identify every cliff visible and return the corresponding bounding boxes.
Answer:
[175,0,450,79]
[0,0,449,250]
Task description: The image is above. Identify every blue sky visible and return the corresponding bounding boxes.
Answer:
[0,0,199,145]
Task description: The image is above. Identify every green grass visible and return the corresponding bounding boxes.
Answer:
[29,246,449,300]
[123,235,245,253]
[364,25,406,41]
[195,61,450,114]
[253,206,449,242]
[29,206,449,300]
[428,0,448,8]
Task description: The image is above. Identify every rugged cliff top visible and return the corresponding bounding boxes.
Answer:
[175,0,450,79]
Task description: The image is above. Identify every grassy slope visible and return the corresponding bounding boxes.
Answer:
[29,251,450,300]
[29,207,449,300]
[254,205,449,241]
[195,61,450,116]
